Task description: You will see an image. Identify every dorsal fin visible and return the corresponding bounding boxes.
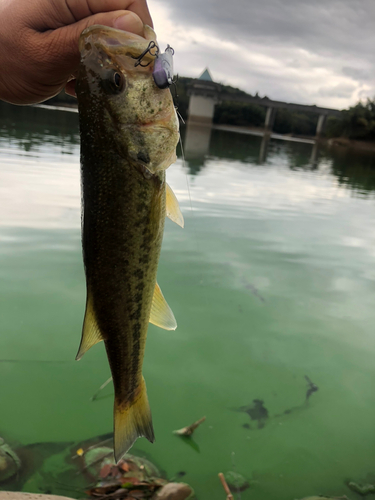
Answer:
[166,183,184,228]
[76,291,104,360]
[149,282,177,330]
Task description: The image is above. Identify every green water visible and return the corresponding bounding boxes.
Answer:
[1,102,375,499]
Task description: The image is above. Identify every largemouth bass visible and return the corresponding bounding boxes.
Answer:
[75,25,183,462]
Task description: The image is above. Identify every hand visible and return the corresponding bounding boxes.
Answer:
[0,0,152,104]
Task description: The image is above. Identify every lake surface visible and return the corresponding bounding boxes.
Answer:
[1,102,375,499]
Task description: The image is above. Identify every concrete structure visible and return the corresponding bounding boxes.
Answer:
[264,106,277,132]
[315,114,327,136]
[187,69,221,125]
[188,72,342,137]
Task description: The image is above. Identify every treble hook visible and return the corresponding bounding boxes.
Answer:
[134,41,159,67]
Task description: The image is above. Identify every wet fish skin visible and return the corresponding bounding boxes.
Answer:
[75,25,180,462]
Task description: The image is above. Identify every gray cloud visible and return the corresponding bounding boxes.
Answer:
[342,66,372,82]
[157,0,375,56]
[151,0,375,108]
[318,82,357,98]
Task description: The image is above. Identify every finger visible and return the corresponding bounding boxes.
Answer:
[48,10,144,75]
[88,0,153,28]
[51,0,153,28]
[65,80,77,98]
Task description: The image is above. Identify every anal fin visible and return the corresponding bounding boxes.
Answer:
[149,282,177,330]
[75,291,104,360]
[166,183,184,228]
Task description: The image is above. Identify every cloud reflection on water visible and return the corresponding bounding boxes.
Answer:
[0,105,374,232]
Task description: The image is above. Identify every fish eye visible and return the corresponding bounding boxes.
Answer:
[113,72,122,88]
[101,69,125,94]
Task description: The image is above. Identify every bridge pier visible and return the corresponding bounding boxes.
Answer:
[188,94,216,125]
[264,107,277,132]
[187,70,341,139]
[315,114,327,137]
[187,68,220,125]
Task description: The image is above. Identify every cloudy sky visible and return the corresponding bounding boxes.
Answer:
[149,0,375,109]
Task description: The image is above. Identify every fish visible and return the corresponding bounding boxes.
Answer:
[75,24,183,462]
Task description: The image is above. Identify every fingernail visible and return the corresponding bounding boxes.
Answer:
[113,12,138,32]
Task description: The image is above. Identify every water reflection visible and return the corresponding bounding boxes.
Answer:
[0,102,79,154]
[1,102,375,202]
[0,103,81,230]
[182,120,375,197]
[184,120,212,160]
[323,148,375,196]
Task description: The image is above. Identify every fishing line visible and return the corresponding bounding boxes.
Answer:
[177,130,204,262]
[176,109,185,125]
[178,133,194,217]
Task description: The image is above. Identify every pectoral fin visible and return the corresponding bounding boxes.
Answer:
[149,282,177,330]
[76,292,104,360]
[166,183,184,228]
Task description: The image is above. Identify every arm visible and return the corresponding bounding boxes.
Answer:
[0,0,152,104]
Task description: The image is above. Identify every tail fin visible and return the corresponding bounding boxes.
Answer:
[113,377,155,463]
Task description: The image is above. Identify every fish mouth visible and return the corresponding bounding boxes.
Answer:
[120,119,178,135]
[78,25,150,53]
[137,123,178,133]
[78,25,158,69]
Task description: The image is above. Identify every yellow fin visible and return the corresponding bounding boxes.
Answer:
[149,282,177,330]
[166,183,184,228]
[75,292,104,360]
[114,377,154,463]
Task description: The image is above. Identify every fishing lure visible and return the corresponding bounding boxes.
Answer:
[134,40,174,90]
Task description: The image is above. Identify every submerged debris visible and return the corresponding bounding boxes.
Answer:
[76,447,194,500]
[0,436,21,483]
[348,481,375,496]
[86,459,189,499]
[173,417,206,437]
[224,471,250,492]
[152,483,194,500]
[218,472,234,500]
[241,277,266,303]
[238,375,320,429]
[305,375,319,402]
[239,399,269,429]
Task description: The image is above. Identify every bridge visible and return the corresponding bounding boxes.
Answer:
[187,69,342,137]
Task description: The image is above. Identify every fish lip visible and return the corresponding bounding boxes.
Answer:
[121,122,178,134]
[78,24,147,52]
[138,123,178,133]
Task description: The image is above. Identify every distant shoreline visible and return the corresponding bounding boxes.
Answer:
[31,102,375,153]
[212,123,375,152]
[324,137,375,153]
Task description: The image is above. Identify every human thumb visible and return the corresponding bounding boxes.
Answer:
[52,10,144,77]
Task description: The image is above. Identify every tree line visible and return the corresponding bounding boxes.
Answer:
[46,76,375,141]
